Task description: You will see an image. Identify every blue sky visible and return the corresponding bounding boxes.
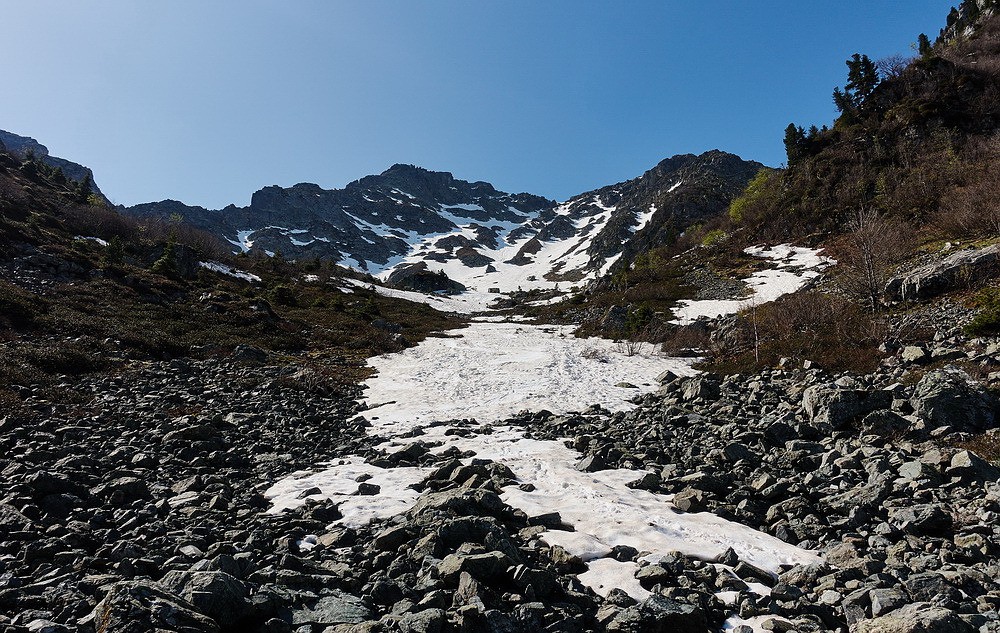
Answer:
[1,1,950,208]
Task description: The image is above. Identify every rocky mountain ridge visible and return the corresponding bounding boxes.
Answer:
[122,152,762,293]
[0,129,105,200]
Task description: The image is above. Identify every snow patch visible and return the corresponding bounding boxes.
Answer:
[74,236,109,246]
[198,261,261,282]
[361,322,694,432]
[671,244,834,325]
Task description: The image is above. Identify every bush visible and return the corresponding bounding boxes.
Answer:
[700,229,727,247]
[727,169,780,225]
[966,286,1000,335]
[269,284,299,306]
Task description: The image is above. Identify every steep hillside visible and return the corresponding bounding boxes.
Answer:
[726,0,1000,244]
[0,147,458,412]
[122,152,761,293]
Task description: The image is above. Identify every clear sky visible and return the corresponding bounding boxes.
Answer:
[1,1,951,208]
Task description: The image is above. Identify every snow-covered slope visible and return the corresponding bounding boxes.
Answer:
[266,320,821,602]
[122,151,763,293]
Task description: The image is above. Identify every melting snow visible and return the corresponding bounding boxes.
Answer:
[266,320,820,605]
[360,322,692,432]
[198,261,261,282]
[74,236,109,246]
[341,278,501,314]
[230,230,255,253]
[671,244,834,325]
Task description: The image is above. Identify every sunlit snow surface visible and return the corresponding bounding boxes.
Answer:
[361,322,694,433]
[671,244,833,325]
[198,261,261,282]
[419,427,820,599]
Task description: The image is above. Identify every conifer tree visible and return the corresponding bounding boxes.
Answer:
[833,53,880,120]
[783,123,806,165]
[74,174,93,204]
[918,33,933,57]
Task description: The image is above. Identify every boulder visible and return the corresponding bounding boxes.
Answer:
[802,384,893,429]
[291,592,372,627]
[158,570,250,626]
[83,579,219,633]
[884,244,1000,302]
[605,595,707,633]
[910,369,995,432]
[948,449,1000,481]
[853,602,974,633]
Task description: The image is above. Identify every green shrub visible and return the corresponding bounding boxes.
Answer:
[966,286,1000,335]
[269,284,298,306]
[701,229,727,247]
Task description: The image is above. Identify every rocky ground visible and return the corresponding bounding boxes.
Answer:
[4,321,1000,632]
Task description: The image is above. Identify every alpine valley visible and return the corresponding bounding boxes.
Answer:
[7,2,1000,633]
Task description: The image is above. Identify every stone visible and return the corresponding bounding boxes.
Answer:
[802,384,892,429]
[576,455,608,472]
[854,602,974,633]
[397,608,446,633]
[889,504,952,536]
[158,570,250,625]
[898,460,940,482]
[606,595,707,633]
[885,244,1000,302]
[901,346,929,364]
[292,592,372,626]
[437,551,509,584]
[948,450,1000,481]
[870,588,907,617]
[672,488,709,513]
[910,369,995,432]
[83,579,219,633]
[680,375,720,402]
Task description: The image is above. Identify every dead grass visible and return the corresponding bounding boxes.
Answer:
[701,291,886,374]
[957,431,1000,464]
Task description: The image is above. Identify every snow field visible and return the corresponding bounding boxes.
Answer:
[266,320,821,608]
[360,321,695,434]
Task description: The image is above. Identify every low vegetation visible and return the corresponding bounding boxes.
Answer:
[700,291,887,375]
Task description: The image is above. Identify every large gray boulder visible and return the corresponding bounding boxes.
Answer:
[885,245,1000,302]
[82,580,219,633]
[158,570,250,627]
[605,595,707,633]
[910,369,996,432]
[291,592,372,627]
[802,384,893,429]
[853,602,974,633]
